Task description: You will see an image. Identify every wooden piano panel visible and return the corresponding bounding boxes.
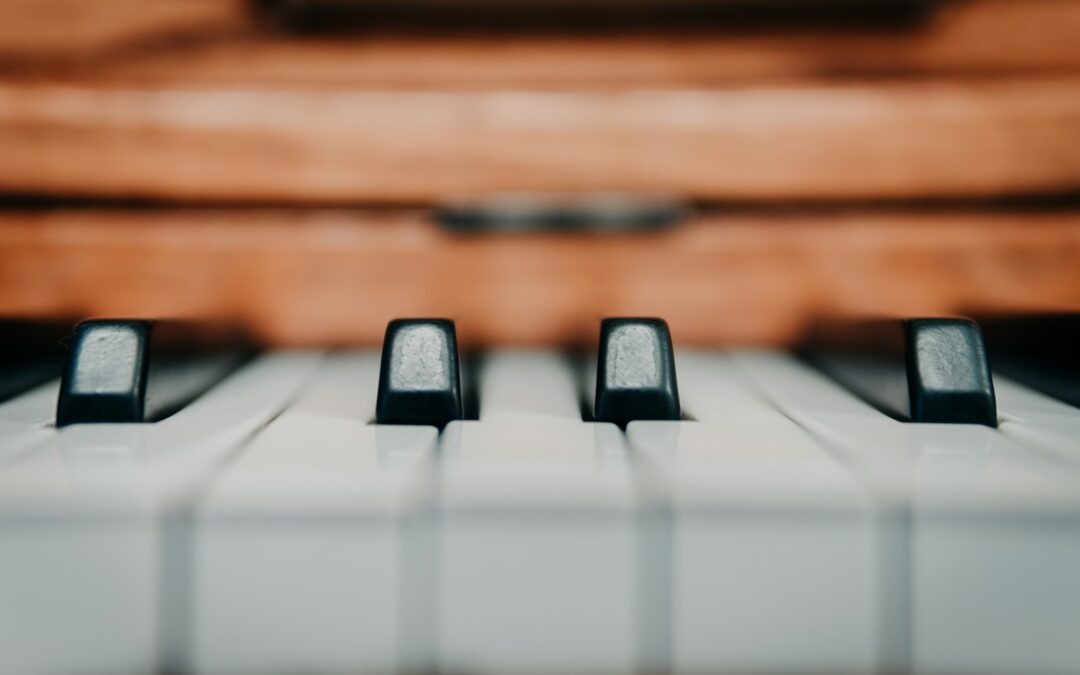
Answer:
[1,208,1077,346]
[2,1,1080,203]
[3,1,1080,80]
[0,0,1078,344]
[1,79,1079,203]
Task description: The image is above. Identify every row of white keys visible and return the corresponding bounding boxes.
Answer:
[3,343,1077,675]
[186,352,438,675]
[730,350,1080,675]
[436,350,639,675]
[629,350,880,674]
[0,352,322,675]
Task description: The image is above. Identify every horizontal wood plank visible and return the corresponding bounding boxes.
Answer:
[1,208,1077,346]
[0,0,248,60]
[2,78,1079,202]
[3,0,1080,85]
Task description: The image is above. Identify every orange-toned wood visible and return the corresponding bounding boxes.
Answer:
[1,208,1077,347]
[1,78,1079,203]
[3,1,1080,84]
[0,0,248,60]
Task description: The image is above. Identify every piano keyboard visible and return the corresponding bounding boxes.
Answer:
[0,317,1078,675]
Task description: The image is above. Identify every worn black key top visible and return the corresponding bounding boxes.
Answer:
[376,318,463,428]
[803,317,997,426]
[56,319,250,427]
[594,317,680,427]
[0,318,70,403]
[979,313,1080,408]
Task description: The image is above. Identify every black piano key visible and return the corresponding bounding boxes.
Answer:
[978,313,1080,408]
[56,319,250,427]
[57,320,150,425]
[376,318,463,428]
[0,318,70,403]
[594,317,680,427]
[802,317,997,426]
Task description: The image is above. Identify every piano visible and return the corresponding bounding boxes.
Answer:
[1,1,1079,673]
[0,314,1077,675]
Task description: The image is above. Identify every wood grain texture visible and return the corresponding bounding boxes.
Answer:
[2,78,1079,202]
[0,0,249,59]
[3,0,1080,83]
[3,1,1078,202]
[1,208,1077,346]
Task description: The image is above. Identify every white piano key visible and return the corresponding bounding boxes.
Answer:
[729,349,884,421]
[285,350,380,419]
[0,352,322,675]
[187,352,438,675]
[732,350,1080,675]
[994,375,1080,463]
[0,379,58,464]
[477,350,582,422]
[674,349,787,422]
[435,350,640,674]
[910,469,1080,675]
[630,359,880,675]
[0,378,58,425]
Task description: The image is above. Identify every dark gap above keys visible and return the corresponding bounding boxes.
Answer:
[3,189,1080,216]
[56,320,255,427]
[254,0,939,36]
[0,318,77,404]
[977,313,1080,409]
[799,317,998,426]
[460,350,481,422]
[567,349,596,423]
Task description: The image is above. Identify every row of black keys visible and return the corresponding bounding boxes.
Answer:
[1,314,1076,429]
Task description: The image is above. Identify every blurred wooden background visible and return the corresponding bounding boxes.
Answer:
[0,0,1078,345]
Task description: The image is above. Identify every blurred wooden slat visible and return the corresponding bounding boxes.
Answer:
[1,208,1077,346]
[3,1,1080,84]
[1,78,1078,202]
[3,1,1078,203]
[0,0,249,59]
[45,2,1080,86]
